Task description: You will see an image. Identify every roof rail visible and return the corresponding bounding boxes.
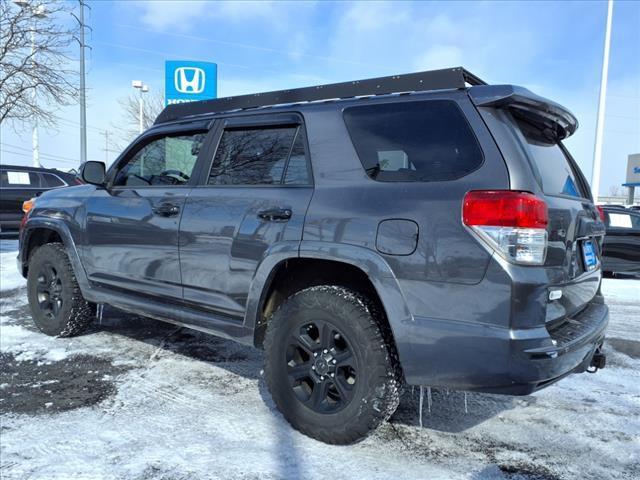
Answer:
[154,67,486,125]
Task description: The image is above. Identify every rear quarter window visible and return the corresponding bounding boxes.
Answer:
[343,100,483,182]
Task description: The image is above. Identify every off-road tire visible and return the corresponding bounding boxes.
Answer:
[27,242,95,337]
[264,285,403,444]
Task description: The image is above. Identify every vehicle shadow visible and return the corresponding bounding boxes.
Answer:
[389,386,532,433]
[89,305,523,436]
[90,305,308,478]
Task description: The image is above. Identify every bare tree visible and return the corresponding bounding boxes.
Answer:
[0,0,79,127]
[112,91,165,149]
[609,185,620,197]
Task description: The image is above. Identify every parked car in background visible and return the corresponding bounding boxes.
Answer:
[599,205,640,276]
[0,165,80,237]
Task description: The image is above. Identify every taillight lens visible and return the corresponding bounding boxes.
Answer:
[463,190,548,265]
[596,205,606,222]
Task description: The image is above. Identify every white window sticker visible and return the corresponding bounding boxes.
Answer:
[7,171,31,185]
[609,213,632,228]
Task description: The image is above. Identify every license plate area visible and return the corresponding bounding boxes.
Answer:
[582,239,598,271]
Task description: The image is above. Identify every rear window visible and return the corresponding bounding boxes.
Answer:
[42,173,65,187]
[517,119,586,198]
[343,100,483,182]
[605,210,640,230]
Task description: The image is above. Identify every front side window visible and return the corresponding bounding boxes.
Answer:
[208,126,310,186]
[113,132,205,187]
[343,100,484,182]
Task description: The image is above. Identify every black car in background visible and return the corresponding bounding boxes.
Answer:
[0,164,79,237]
[599,205,640,276]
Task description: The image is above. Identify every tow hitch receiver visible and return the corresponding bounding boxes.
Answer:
[588,349,606,373]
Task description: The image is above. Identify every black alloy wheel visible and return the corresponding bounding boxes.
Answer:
[35,263,64,320]
[264,285,403,444]
[286,319,357,413]
[27,243,95,337]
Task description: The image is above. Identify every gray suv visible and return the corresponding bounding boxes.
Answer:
[18,68,608,444]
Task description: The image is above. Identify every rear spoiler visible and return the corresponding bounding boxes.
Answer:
[468,85,578,140]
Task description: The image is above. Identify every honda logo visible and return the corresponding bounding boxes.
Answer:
[165,61,216,105]
[174,67,206,94]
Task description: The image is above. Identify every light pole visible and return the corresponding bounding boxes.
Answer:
[13,0,47,168]
[132,80,149,134]
[71,1,91,166]
[591,0,614,203]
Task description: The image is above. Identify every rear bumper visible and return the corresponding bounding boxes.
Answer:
[398,299,608,395]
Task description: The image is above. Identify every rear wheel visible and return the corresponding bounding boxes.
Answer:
[27,243,95,337]
[264,285,402,444]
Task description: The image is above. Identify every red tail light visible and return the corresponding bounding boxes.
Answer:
[463,191,548,265]
[463,191,548,229]
[596,205,606,222]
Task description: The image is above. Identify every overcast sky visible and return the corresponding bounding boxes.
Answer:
[1,0,639,195]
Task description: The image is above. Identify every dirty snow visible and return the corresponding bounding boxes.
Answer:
[0,239,638,480]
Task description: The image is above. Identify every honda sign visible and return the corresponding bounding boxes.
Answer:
[165,61,217,106]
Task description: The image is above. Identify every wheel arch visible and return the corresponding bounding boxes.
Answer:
[247,242,413,363]
[20,219,90,294]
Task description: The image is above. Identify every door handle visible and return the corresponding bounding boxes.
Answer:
[257,208,292,221]
[153,203,181,217]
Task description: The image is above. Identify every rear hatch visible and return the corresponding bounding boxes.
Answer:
[469,85,606,324]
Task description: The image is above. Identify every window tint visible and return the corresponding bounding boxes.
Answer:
[517,119,586,198]
[42,173,65,187]
[343,100,483,182]
[0,170,40,187]
[208,126,310,186]
[113,132,205,187]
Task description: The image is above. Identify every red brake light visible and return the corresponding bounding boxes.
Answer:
[463,191,548,229]
[596,205,606,222]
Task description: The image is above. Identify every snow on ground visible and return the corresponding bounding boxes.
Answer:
[0,239,638,480]
[0,240,24,291]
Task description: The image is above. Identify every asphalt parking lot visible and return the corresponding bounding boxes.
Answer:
[1,239,639,480]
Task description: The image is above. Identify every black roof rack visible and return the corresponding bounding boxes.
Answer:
[155,67,486,125]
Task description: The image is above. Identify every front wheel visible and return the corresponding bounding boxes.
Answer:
[27,243,95,337]
[264,285,402,444]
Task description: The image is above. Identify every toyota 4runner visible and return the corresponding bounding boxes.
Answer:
[18,68,609,444]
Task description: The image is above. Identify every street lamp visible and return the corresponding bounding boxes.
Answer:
[132,80,149,134]
[13,0,47,168]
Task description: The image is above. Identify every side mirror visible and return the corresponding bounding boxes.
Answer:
[79,161,106,186]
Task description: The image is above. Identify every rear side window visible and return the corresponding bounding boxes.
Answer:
[517,119,586,198]
[208,126,311,186]
[0,170,40,187]
[343,100,483,182]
